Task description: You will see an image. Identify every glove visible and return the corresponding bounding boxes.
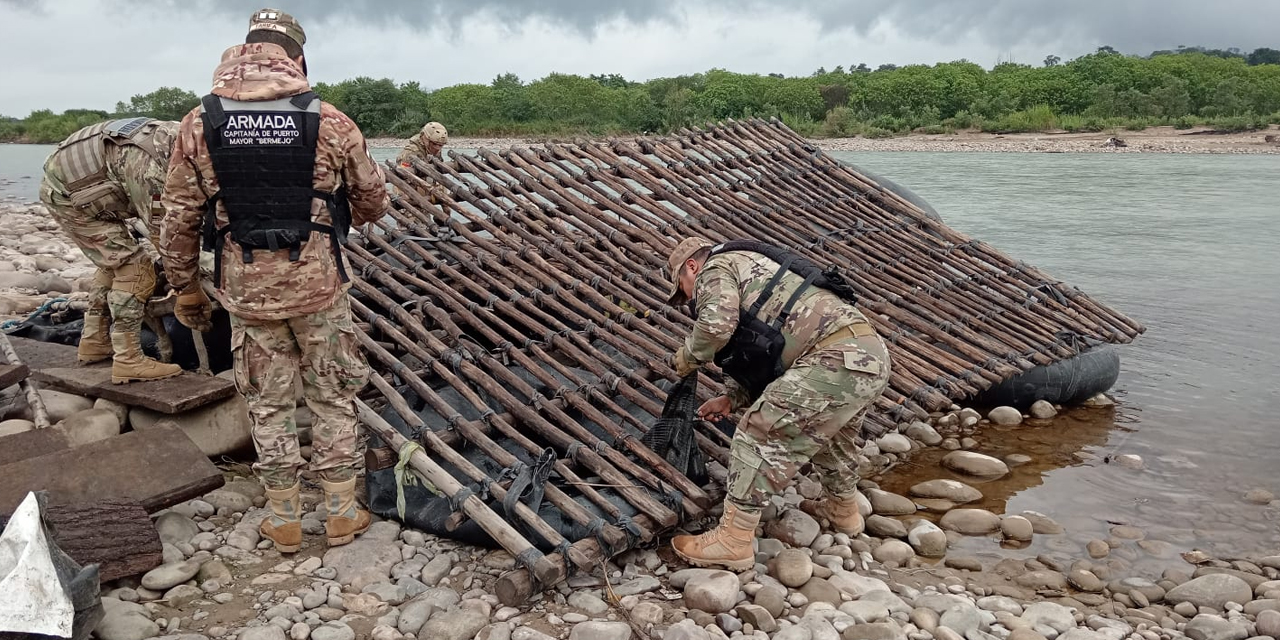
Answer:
[175,283,213,333]
[672,346,699,378]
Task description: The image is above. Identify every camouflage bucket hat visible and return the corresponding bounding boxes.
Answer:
[248,8,306,48]
[665,237,714,304]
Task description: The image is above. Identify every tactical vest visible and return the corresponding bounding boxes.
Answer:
[198,92,351,287]
[53,117,167,192]
[699,240,861,400]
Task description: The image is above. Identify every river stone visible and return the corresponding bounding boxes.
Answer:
[766,509,821,548]
[569,622,632,640]
[737,604,779,633]
[842,621,907,640]
[0,419,35,436]
[1016,571,1068,591]
[202,490,253,513]
[773,548,814,588]
[1068,570,1104,592]
[942,451,1010,478]
[915,499,956,513]
[419,554,453,587]
[908,520,948,558]
[155,512,201,546]
[912,607,941,632]
[397,599,437,635]
[1165,574,1254,610]
[977,596,1023,615]
[1029,401,1057,419]
[867,489,918,516]
[664,619,711,640]
[96,610,160,640]
[1184,614,1249,640]
[940,509,1001,535]
[568,591,610,615]
[1058,631,1105,640]
[310,623,355,640]
[939,604,983,634]
[1245,489,1275,505]
[1001,516,1034,542]
[842,600,891,623]
[988,407,1023,425]
[419,607,489,640]
[612,575,661,596]
[1009,630,1049,640]
[879,434,913,453]
[866,515,908,538]
[910,480,982,504]
[684,570,740,613]
[239,629,287,640]
[322,522,403,590]
[141,560,201,591]
[56,408,121,446]
[1021,603,1075,634]
[907,421,943,446]
[934,628,965,640]
[164,584,204,608]
[1019,511,1065,535]
[872,539,915,565]
[800,577,843,606]
[1086,540,1110,558]
[1257,610,1280,638]
[829,572,890,598]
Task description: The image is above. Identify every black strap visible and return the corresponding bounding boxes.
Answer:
[773,270,819,329]
[200,94,226,151]
[290,92,321,147]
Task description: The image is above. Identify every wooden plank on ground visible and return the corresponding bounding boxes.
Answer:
[0,422,224,515]
[0,500,163,583]
[7,335,85,370]
[0,363,29,389]
[32,366,236,414]
[0,425,70,466]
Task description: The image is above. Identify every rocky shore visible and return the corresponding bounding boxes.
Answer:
[366,126,1280,155]
[0,201,96,320]
[79,397,1280,640]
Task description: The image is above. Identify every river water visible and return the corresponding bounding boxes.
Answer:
[3,144,1277,571]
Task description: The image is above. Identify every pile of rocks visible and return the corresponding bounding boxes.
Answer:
[0,202,95,318]
[91,473,1279,640]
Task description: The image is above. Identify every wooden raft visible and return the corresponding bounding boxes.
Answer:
[347,117,1144,602]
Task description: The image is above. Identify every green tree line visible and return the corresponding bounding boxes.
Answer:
[4,46,1280,144]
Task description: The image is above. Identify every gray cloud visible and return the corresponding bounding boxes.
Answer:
[106,0,1280,54]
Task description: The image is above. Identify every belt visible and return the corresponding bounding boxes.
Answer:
[814,322,877,352]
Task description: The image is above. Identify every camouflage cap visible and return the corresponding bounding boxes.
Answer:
[665,236,714,304]
[421,122,448,145]
[248,8,306,48]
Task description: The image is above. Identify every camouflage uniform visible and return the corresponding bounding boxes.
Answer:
[394,122,449,203]
[677,250,891,512]
[160,42,390,490]
[38,119,177,369]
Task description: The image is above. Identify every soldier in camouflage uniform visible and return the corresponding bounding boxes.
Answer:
[664,237,891,570]
[395,122,449,203]
[160,8,390,553]
[38,118,185,384]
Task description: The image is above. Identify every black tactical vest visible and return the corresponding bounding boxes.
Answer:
[698,240,861,401]
[199,92,351,287]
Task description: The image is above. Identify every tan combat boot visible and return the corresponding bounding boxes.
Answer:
[671,501,760,571]
[321,477,372,546]
[77,310,114,365]
[800,493,865,537]
[260,482,303,553]
[111,333,182,384]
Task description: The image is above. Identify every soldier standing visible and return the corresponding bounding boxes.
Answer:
[160,8,391,552]
[38,118,184,384]
[664,237,892,570]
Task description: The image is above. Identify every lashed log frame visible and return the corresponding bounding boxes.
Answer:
[349,117,1144,602]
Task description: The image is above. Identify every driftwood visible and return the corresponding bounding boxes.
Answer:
[0,333,50,428]
[0,500,163,583]
[349,117,1144,601]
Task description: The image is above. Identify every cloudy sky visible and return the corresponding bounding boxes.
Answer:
[0,0,1275,117]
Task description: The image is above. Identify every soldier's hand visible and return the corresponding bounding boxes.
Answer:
[697,396,733,421]
[671,347,699,378]
[175,283,213,333]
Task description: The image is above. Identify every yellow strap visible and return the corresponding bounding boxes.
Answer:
[394,440,440,519]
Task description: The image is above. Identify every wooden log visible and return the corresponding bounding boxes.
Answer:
[0,422,224,514]
[32,367,236,414]
[0,333,50,428]
[356,399,565,587]
[0,499,163,583]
